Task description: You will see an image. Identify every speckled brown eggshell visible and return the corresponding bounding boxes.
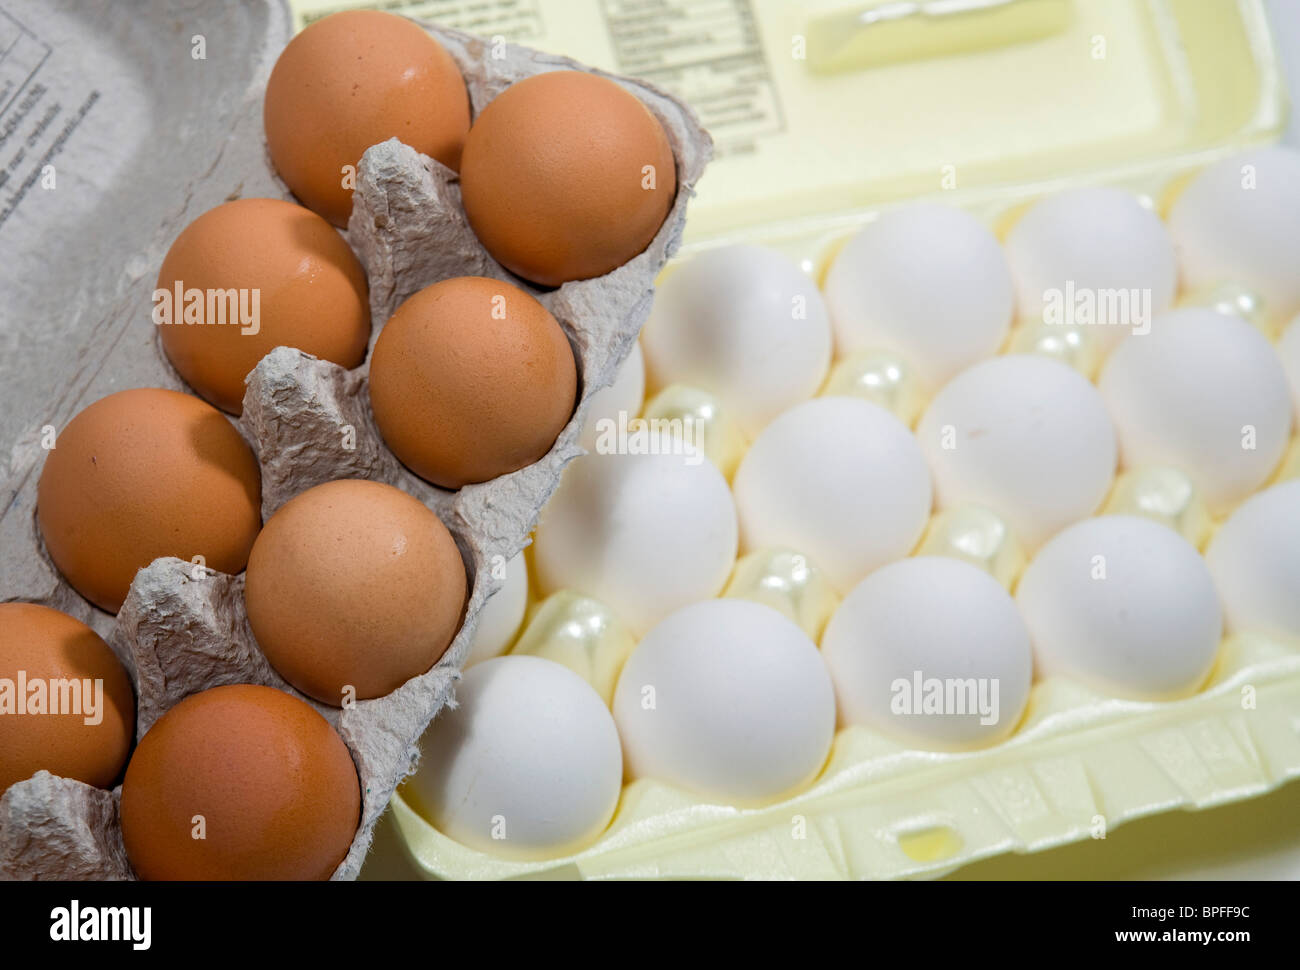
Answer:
[36,388,262,614]
[263,10,471,227]
[459,70,678,287]
[243,479,467,706]
[0,603,135,795]
[156,198,370,415]
[119,684,361,881]
[367,276,578,489]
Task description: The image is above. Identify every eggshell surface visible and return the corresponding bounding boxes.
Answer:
[1206,481,1300,640]
[917,355,1117,550]
[1098,309,1292,513]
[119,684,361,881]
[821,557,1032,750]
[642,245,831,436]
[156,198,370,414]
[824,203,1014,389]
[1167,146,1300,320]
[1005,187,1177,350]
[0,604,135,794]
[406,656,622,859]
[244,479,467,705]
[533,439,737,635]
[732,396,932,593]
[578,342,645,452]
[613,599,836,803]
[368,276,577,489]
[464,551,529,667]
[1017,516,1222,700]
[263,10,470,226]
[37,388,262,613]
[459,70,677,286]
[1279,314,1300,421]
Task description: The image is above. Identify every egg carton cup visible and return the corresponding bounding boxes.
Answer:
[0,23,712,881]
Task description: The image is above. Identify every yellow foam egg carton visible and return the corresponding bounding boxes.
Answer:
[290,0,1299,878]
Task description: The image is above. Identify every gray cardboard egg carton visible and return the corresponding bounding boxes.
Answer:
[0,10,711,880]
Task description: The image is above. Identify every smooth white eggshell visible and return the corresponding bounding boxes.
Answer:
[821,557,1032,750]
[1280,314,1300,421]
[409,656,623,858]
[612,599,836,803]
[579,342,645,452]
[732,396,932,593]
[641,244,831,437]
[916,355,1117,550]
[1017,515,1222,699]
[463,550,528,667]
[533,439,738,635]
[823,202,1014,389]
[1206,480,1300,640]
[1098,309,1293,513]
[1167,146,1300,320]
[1005,186,1177,350]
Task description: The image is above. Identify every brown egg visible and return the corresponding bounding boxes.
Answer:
[368,276,578,488]
[460,71,677,287]
[119,684,360,880]
[37,388,262,613]
[0,604,135,795]
[244,479,467,706]
[263,10,470,227]
[155,198,370,415]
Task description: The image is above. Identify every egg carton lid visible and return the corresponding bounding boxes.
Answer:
[675,0,1288,257]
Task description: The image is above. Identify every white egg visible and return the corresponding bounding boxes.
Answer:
[533,438,737,635]
[823,202,1014,389]
[612,599,836,803]
[821,557,1032,750]
[1017,516,1222,700]
[1097,308,1293,513]
[579,342,645,452]
[1005,186,1177,351]
[732,396,932,594]
[463,550,528,668]
[408,656,623,859]
[641,244,832,437]
[1205,480,1300,640]
[916,355,1117,550]
[1280,314,1300,422]
[1167,146,1300,320]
